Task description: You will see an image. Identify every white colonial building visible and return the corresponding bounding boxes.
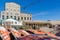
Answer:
[1,2,32,22]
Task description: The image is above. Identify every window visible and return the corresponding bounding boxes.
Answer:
[11,9,12,11]
[24,17,26,20]
[14,10,16,11]
[27,17,29,20]
[2,15,4,17]
[21,17,23,20]
[49,26,52,28]
[53,25,55,27]
[15,22,17,24]
[18,10,19,11]
[6,16,9,19]
[30,17,31,20]
[30,14,31,16]
[2,17,4,19]
[2,15,4,19]
[15,13,19,15]
[11,13,12,15]
[18,16,20,20]
[57,25,60,27]
[14,16,16,20]
[7,8,8,10]
[7,12,8,14]
[18,7,19,8]
[11,16,12,18]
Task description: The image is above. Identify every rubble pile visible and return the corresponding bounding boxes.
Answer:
[0,27,60,40]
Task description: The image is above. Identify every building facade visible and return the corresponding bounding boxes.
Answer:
[1,2,32,21]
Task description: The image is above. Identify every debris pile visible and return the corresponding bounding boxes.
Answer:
[0,27,60,40]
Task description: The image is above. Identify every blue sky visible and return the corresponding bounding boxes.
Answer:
[0,0,60,20]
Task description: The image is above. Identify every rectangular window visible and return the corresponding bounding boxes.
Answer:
[2,17,4,19]
[27,17,29,20]
[7,12,8,14]
[24,17,26,20]
[11,16,13,18]
[6,16,9,19]
[14,10,16,11]
[18,16,20,20]
[2,15,4,19]
[7,8,8,10]
[21,17,23,20]
[11,9,12,11]
[30,17,31,20]
[2,15,4,17]
[14,16,16,20]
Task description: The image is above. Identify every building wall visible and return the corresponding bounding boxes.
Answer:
[23,21,49,29]
[1,2,32,22]
[5,2,20,12]
[49,21,60,25]
[20,13,32,21]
